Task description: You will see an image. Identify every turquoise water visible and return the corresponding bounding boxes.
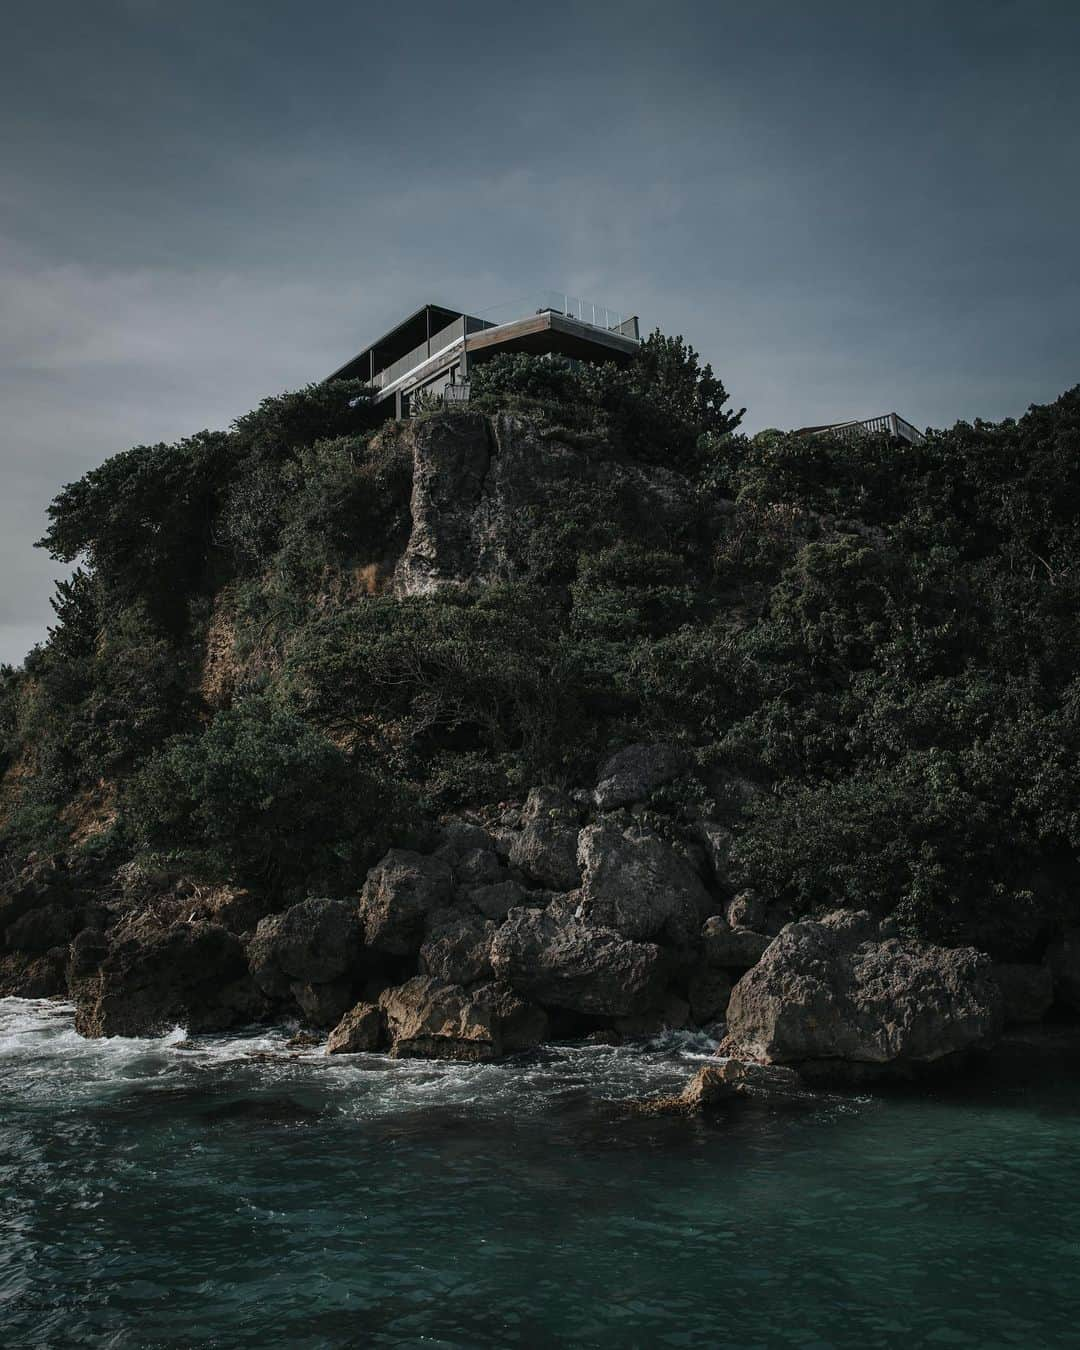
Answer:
[2,999,1079,1348]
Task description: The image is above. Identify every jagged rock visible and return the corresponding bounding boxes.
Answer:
[326,1001,384,1054]
[679,1063,739,1109]
[725,891,766,932]
[470,980,548,1054]
[576,819,712,943]
[248,898,362,997]
[722,911,1004,1068]
[73,921,259,1038]
[290,978,356,1028]
[593,743,686,811]
[435,819,496,859]
[464,878,528,921]
[490,906,666,1017]
[377,976,504,1061]
[4,903,81,955]
[693,820,736,886]
[0,950,68,998]
[687,966,732,1023]
[392,412,698,598]
[508,788,581,892]
[1045,929,1080,1012]
[358,850,453,957]
[642,1058,803,1114]
[434,821,504,886]
[701,916,772,970]
[419,911,496,986]
[993,963,1053,1025]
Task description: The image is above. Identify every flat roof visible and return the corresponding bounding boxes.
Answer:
[326,303,467,383]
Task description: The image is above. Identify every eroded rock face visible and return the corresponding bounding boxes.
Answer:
[593,743,686,812]
[419,911,496,986]
[326,1001,384,1054]
[73,921,259,1038]
[464,879,528,922]
[392,412,698,599]
[358,850,453,957]
[508,788,581,892]
[490,906,666,1017]
[700,916,772,970]
[248,898,362,997]
[290,978,355,1028]
[723,911,1003,1069]
[377,975,545,1061]
[576,819,711,943]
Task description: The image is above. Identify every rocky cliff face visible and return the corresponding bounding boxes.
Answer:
[4,396,1076,1076]
[392,412,700,597]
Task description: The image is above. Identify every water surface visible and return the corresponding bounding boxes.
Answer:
[2,998,1078,1348]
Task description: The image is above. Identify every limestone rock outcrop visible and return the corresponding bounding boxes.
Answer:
[378,975,546,1061]
[490,905,666,1017]
[576,818,711,943]
[326,1001,384,1054]
[358,850,453,957]
[593,743,686,812]
[722,911,1003,1070]
[73,921,259,1038]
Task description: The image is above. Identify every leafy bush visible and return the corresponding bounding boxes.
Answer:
[125,696,405,895]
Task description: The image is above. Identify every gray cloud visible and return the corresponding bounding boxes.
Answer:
[3,0,1079,663]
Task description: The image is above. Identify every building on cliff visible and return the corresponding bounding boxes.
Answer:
[793,412,927,446]
[326,292,641,418]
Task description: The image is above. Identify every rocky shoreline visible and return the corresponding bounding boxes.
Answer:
[3,741,1077,1093]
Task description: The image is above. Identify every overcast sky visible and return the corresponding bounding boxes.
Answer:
[3,0,1079,665]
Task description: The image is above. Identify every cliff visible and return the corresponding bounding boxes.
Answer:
[2,350,1080,1057]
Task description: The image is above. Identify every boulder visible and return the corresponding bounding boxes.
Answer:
[73,921,259,1038]
[464,879,528,922]
[326,1001,384,1054]
[508,788,581,892]
[722,911,1004,1069]
[290,978,356,1028]
[1045,929,1080,1012]
[358,850,453,957]
[470,981,548,1054]
[594,743,686,811]
[419,911,496,986]
[725,891,766,932]
[700,916,772,970]
[435,821,504,886]
[642,1059,803,1114]
[0,950,68,998]
[4,903,81,955]
[490,906,666,1017]
[248,898,362,997]
[992,963,1053,1025]
[576,819,712,943]
[693,820,736,887]
[378,975,544,1061]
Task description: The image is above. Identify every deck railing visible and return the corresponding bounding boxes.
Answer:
[826,414,926,447]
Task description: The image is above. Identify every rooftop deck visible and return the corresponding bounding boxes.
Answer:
[327,294,640,404]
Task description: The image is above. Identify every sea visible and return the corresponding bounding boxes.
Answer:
[2,996,1079,1348]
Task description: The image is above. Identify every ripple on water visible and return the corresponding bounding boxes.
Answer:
[3,996,1080,1348]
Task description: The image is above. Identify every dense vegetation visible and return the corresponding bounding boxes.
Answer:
[3,328,1079,959]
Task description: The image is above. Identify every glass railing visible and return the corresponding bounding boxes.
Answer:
[535,290,637,337]
[370,294,638,390]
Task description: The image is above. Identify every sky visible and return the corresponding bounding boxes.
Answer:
[2,0,1079,664]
